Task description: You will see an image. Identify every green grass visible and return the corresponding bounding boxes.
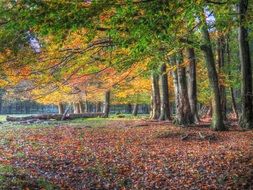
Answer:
[0,164,59,189]
[0,114,149,129]
[0,115,6,122]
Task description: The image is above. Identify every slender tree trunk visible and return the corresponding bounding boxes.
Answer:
[226,34,239,120]
[127,103,132,114]
[231,88,239,119]
[132,104,138,116]
[78,101,84,114]
[176,53,194,125]
[172,62,179,117]
[103,90,110,118]
[200,12,226,131]
[96,102,102,112]
[84,91,88,113]
[159,63,171,120]
[238,0,253,129]
[150,72,160,119]
[186,48,199,123]
[58,103,64,114]
[217,36,227,120]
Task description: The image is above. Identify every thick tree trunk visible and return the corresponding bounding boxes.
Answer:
[58,103,64,114]
[73,103,80,114]
[176,53,194,125]
[150,72,160,119]
[186,48,199,123]
[200,13,226,131]
[6,113,104,122]
[217,36,227,121]
[103,90,110,118]
[132,104,138,116]
[238,0,253,129]
[159,63,171,120]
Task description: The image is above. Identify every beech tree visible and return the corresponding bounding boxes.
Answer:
[238,0,253,129]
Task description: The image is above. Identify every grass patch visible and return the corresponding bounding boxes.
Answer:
[0,164,59,189]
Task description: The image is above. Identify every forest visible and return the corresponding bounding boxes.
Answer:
[0,0,253,189]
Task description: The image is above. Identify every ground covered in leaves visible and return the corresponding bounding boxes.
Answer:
[0,118,253,189]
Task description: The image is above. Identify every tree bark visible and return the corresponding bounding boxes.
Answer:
[132,104,138,116]
[238,0,253,129]
[172,59,179,117]
[78,101,85,114]
[200,12,226,131]
[150,72,160,119]
[58,103,64,114]
[176,53,194,125]
[103,90,110,118]
[73,103,80,114]
[186,48,199,123]
[217,36,227,121]
[159,63,171,120]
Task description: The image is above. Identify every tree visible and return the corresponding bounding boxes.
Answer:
[58,103,64,114]
[217,35,227,120]
[150,72,160,120]
[238,0,253,129]
[200,11,226,131]
[186,48,199,123]
[103,90,110,118]
[132,104,138,116]
[159,63,171,121]
[175,53,193,125]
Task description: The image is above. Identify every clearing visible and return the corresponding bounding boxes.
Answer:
[0,118,253,189]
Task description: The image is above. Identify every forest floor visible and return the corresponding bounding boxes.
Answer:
[0,116,253,190]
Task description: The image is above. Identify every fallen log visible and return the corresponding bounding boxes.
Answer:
[6,113,104,122]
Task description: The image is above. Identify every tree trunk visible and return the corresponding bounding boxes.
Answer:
[217,36,227,121]
[150,72,160,119]
[226,34,239,120]
[58,103,64,114]
[78,101,84,114]
[84,91,88,113]
[7,113,104,122]
[186,48,199,123]
[200,12,226,131]
[172,60,179,117]
[159,63,171,120]
[73,103,80,114]
[103,90,110,118]
[96,102,102,112]
[127,103,132,114]
[176,53,194,125]
[231,87,239,119]
[238,0,253,129]
[132,104,138,116]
